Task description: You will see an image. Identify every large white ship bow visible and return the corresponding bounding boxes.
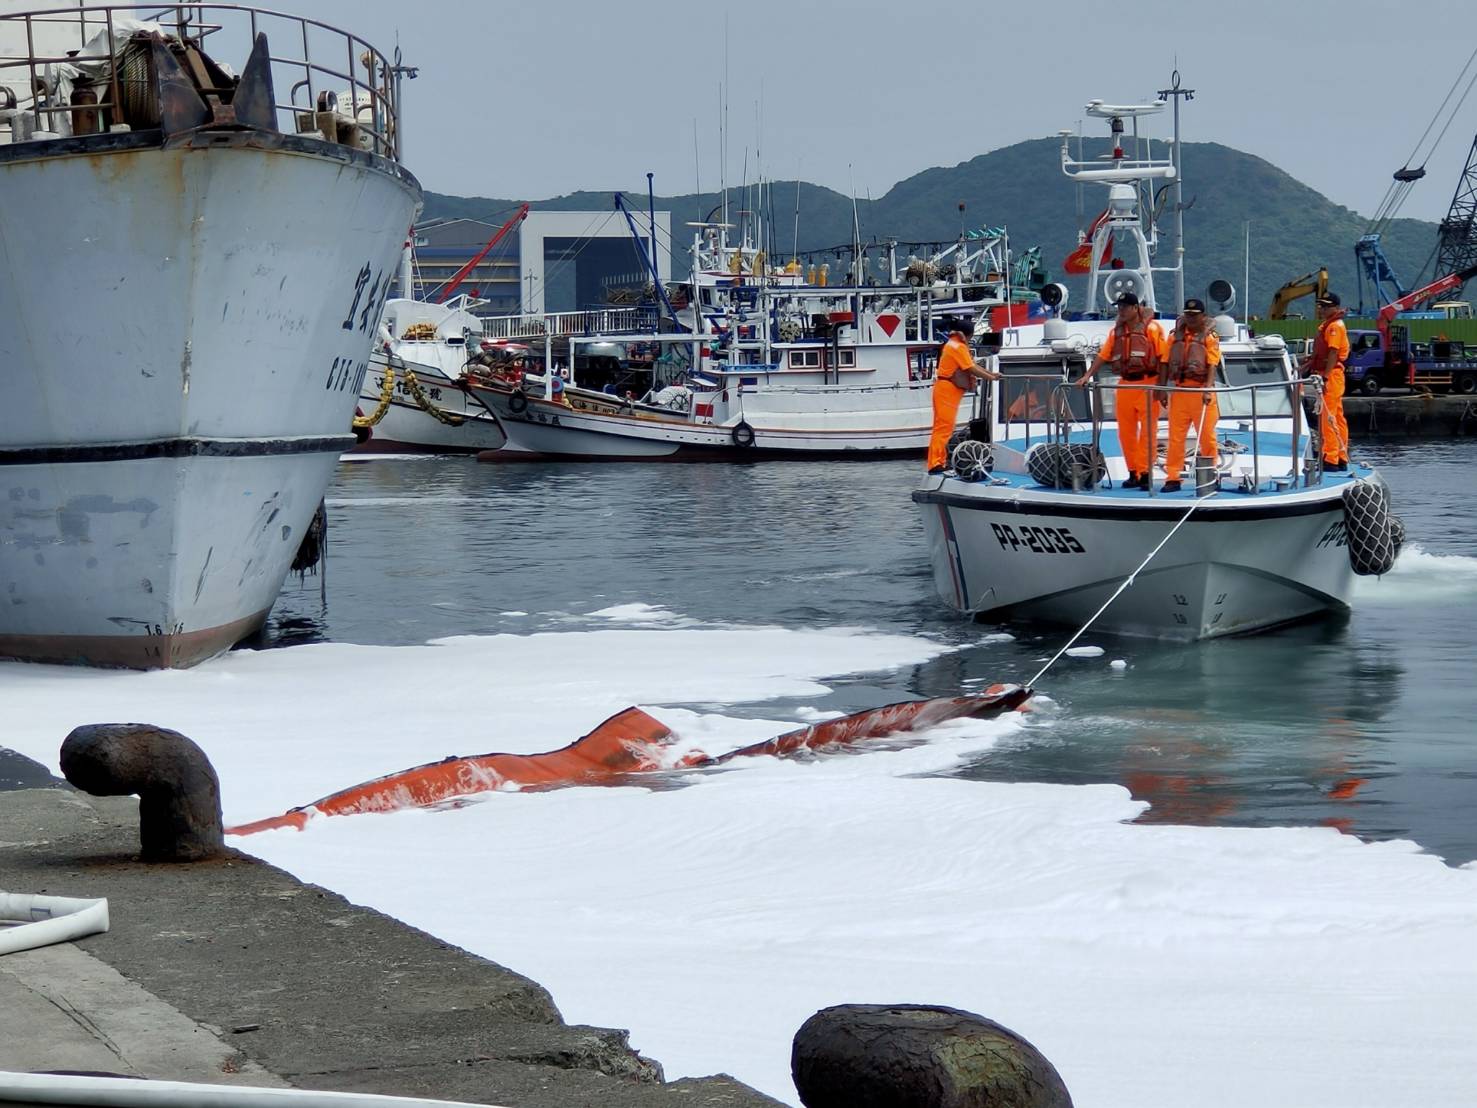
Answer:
[0,7,421,667]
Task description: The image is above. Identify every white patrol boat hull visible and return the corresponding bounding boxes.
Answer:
[472,381,980,459]
[914,479,1357,640]
[0,136,419,668]
[355,352,507,454]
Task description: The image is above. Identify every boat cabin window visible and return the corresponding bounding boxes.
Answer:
[996,357,1089,424]
[838,349,856,368]
[1217,356,1294,418]
[908,349,938,381]
[789,349,822,368]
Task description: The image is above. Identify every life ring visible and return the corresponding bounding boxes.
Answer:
[507,388,528,414]
[731,420,756,449]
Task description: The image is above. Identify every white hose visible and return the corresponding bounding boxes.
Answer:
[0,1072,505,1108]
[0,892,109,956]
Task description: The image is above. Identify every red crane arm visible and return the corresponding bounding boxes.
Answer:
[1378,262,1477,339]
[435,203,531,304]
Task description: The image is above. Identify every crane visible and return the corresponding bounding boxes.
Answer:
[1267,267,1328,319]
[1375,261,1477,345]
[1434,136,1477,300]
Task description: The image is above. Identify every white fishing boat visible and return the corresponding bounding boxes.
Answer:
[915,88,1403,641]
[352,294,508,454]
[467,212,1029,459]
[0,5,420,667]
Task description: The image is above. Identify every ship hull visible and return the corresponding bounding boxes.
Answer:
[0,133,420,667]
[914,483,1356,640]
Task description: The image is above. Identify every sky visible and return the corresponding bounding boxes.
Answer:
[290,0,1477,223]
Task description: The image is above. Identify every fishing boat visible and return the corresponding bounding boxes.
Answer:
[352,293,508,454]
[352,210,530,454]
[914,88,1403,641]
[0,5,421,667]
[466,212,1031,459]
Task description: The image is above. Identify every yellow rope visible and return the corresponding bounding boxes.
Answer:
[403,367,466,426]
[352,362,395,428]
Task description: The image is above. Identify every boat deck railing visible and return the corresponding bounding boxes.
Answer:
[480,307,649,340]
[984,374,1327,496]
[0,4,405,159]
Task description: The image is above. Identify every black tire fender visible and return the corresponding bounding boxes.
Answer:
[507,388,528,414]
[731,420,756,448]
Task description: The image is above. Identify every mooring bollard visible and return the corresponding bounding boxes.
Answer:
[791,1003,1073,1108]
[60,724,225,862]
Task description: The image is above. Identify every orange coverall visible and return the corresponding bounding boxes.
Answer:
[927,335,976,471]
[1311,313,1351,465]
[1163,324,1222,480]
[1097,316,1167,476]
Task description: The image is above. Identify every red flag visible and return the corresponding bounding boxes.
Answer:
[1063,209,1113,275]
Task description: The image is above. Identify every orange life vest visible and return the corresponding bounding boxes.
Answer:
[1111,312,1158,379]
[1166,322,1213,385]
[1310,307,1348,378]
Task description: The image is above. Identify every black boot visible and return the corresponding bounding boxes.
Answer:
[1160,480,1182,493]
[1122,473,1142,489]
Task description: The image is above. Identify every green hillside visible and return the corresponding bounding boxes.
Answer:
[421,138,1442,317]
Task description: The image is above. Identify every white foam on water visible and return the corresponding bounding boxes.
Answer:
[1353,543,1477,603]
[2,624,1473,1108]
[587,602,683,624]
[1064,645,1105,658]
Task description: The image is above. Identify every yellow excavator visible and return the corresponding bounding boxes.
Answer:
[1268,266,1329,319]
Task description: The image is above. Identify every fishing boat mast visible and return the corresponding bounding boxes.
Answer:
[1158,70,1194,309]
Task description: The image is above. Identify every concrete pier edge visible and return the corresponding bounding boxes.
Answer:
[0,778,781,1108]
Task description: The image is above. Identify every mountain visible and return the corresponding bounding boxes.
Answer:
[421,139,1441,317]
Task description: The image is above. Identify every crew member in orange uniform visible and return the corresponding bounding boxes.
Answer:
[1301,291,1351,470]
[1158,298,1222,493]
[927,329,1001,473]
[1076,291,1166,489]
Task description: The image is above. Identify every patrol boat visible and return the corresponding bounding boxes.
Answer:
[0,6,421,667]
[914,91,1402,641]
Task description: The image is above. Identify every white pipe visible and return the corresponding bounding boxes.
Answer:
[0,892,109,956]
[0,1072,507,1108]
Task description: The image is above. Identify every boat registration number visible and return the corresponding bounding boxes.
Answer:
[992,523,1085,555]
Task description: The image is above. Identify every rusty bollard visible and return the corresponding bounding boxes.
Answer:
[61,724,225,862]
[792,1003,1073,1108]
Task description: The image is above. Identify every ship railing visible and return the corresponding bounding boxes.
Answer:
[480,307,644,340]
[0,4,405,160]
[1070,377,1324,495]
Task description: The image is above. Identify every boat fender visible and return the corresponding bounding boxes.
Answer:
[507,388,528,414]
[951,440,993,481]
[1025,442,1069,488]
[1063,443,1107,488]
[1342,479,1397,576]
[1391,515,1406,556]
[731,420,756,448]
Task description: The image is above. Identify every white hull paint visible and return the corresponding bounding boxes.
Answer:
[0,139,420,667]
[917,483,1356,640]
[476,384,981,459]
[355,354,506,454]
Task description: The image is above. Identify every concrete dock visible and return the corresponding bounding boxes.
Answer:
[0,769,782,1107]
[1345,393,1477,438]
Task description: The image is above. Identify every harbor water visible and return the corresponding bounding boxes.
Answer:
[261,438,1477,865]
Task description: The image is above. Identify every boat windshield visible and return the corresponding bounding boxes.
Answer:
[1217,356,1294,418]
[996,357,1088,425]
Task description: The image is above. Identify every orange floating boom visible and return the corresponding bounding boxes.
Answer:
[227,686,1029,836]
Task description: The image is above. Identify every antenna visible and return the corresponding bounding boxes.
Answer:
[1156,69,1194,308]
